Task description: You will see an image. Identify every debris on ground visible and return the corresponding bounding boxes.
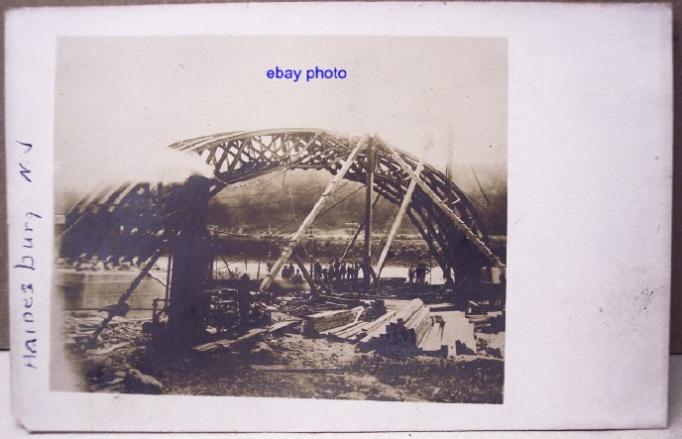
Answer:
[303,307,363,334]
[249,342,277,364]
[124,368,164,394]
[62,290,504,402]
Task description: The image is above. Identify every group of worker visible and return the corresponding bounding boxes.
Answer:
[407,263,431,285]
[312,259,363,284]
[279,263,304,284]
[271,258,432,286]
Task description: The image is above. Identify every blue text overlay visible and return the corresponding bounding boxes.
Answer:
[266,66,347,83]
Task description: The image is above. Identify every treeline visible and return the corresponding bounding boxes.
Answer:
[208,168,507,236]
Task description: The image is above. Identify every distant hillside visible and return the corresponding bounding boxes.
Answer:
[54,165,507,236]
[208,167,507,235]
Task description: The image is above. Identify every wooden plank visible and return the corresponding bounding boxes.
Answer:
[194,320,300,353]
[404,307,433,346]
[360,310,397,334]
[429,303,458,312]
[303,308,360,333]
[193,327,268,353]
[439,311,476,357]
[334,321,368,339]
[374,144,427,279]
[267,320,301,333]
[394,298,424,324]
[419,322,444,352]
[321,320,361,336]
[357,302,420,344]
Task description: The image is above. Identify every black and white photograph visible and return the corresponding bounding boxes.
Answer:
[50,36,508,404]
[3,2,674,434]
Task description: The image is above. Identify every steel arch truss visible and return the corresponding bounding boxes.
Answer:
[61,129,504,288]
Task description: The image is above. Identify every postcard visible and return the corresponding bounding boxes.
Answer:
[5,2,672,432]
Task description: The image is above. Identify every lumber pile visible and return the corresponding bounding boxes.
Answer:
[322,310,396,342]
[436,311,476,357]
[355,300,477,359]
[63,312,147,349]
[378,299,432,354]
[301,299,478,360]
[429,303,459,312]
[303,307,362,334]
[419,315,445,354]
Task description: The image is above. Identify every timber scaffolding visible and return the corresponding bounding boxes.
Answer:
[57,129,506,350]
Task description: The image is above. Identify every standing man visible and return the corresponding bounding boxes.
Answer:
[415,264,425,285]
[314,261,322,282]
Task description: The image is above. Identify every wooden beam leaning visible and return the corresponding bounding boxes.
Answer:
[363,137,375,291]
[374,150,427,279]
[339,193,381,263]
[291,252,319,296]
[381,140,505,271]
[259,137,368,292]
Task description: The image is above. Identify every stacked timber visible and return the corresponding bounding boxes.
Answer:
[437,311,476,357]
[357,300,477,359]
[306,299,478,360]
[419,315,445,354]
[303,307,362,334]
[362,299,431,355]
[322,310,397,342]
[384,304,432,348]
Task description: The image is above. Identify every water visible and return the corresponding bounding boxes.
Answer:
[155,256,446,285]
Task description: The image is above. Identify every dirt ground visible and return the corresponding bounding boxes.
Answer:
[75,324,503,404]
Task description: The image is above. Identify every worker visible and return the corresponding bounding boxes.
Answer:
[237,273,251,323]
[408,265,415,284]
[293,269,303,285]
[314,261,322,281]
[416,264,430,285]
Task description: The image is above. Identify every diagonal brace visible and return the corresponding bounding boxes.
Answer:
[374,147,427,279]
[381,140,505,271]
[259,137,368,291]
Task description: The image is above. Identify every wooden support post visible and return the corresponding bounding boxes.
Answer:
[259,137,367,291]
[381,140,505,271]
[339,193,380,263]
[374,146,427,280]
[88,247,166,347]
[363,137,375,291]
[291,252,319,295]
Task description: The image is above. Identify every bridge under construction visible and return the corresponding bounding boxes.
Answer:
[57,129,506,401]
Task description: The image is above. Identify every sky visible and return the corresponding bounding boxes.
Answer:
[54,35,507,198]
